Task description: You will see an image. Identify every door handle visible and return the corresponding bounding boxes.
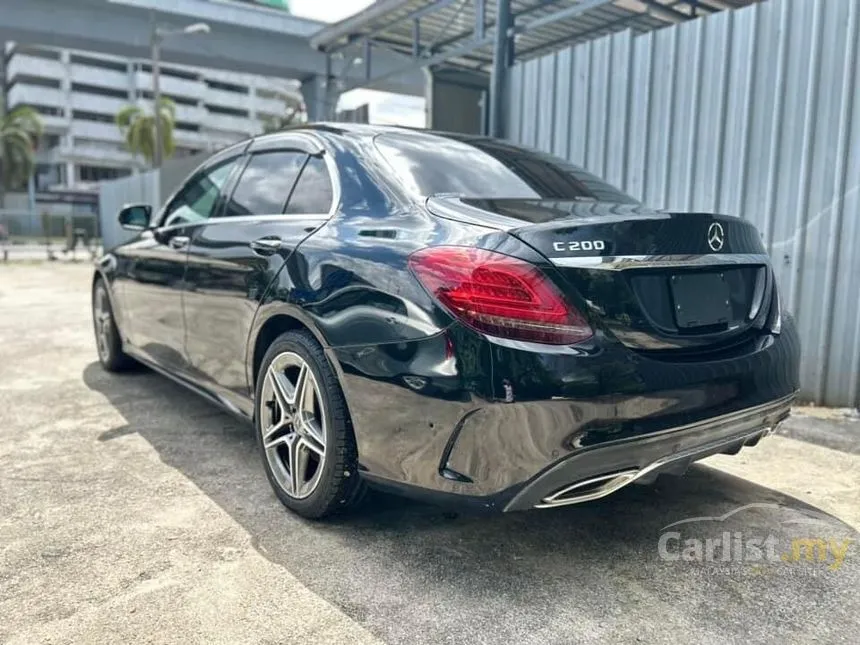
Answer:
[169,235,190,250]
[249,237,284,256]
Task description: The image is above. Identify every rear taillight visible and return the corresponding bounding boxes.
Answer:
[409,246,592,345]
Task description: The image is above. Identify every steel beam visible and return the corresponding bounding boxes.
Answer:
[488,0,512,137]
[475,0,486,41]
[431,0,565,58]
[412,19,421,57]
[342,35,494,93]
[513,0,615,34]
[322,0,462,54]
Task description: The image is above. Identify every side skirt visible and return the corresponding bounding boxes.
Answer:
[123,344,254,426]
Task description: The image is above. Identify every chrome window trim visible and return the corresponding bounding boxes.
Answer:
[549,253,770,270]
[186,213,330,228]
[148,213,331,239]
[152,131,340,232]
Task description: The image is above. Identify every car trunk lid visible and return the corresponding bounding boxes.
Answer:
[426,197,774,353]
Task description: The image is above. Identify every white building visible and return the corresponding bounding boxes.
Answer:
[3,42,300,197]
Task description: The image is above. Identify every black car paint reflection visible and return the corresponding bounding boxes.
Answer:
[95,124,800,512]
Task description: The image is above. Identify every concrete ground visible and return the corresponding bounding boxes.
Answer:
[1,263,858,645]
[0,243,97,263]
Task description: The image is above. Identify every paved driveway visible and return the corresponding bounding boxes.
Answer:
[1,263,858,645]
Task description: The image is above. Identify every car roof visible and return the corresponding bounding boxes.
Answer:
[247,122,500,147]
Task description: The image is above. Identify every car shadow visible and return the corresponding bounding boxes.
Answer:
[83,361,860,644]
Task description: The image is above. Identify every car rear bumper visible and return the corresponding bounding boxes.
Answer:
[332,317,801,511]
[503,391,794,511]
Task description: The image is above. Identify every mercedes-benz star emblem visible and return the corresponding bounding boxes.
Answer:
[707,222,725,252]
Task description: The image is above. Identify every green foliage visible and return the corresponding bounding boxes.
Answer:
[115,97,176,165]
[261,93,305,134]
[0,106,44,198]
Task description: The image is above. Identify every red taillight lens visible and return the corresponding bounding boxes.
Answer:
[409,246,592,345]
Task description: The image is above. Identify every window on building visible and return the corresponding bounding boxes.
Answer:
[222,151,306,217]
[40,134,61,150]
[175,121,200,132]
[136,90,198,107]
[77,166,132,182]
[71,110,114,123]
[73,138,124,153]
[8,45,62,61]
[21,104,64,118]
[69,54,127,73]
[7,75,61,89]
[205,79,248,94]
[285,156,334,215]
[35,163,63,191]
[139,63,199,81]
[205,104,249,118]
[71,83,128,99]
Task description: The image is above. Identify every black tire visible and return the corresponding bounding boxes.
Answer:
[92,279,135,372]
[255,329,364,519]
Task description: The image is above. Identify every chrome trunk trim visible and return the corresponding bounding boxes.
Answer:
[549,253,770,270]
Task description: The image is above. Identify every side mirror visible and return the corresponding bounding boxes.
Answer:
[118,204,152,231]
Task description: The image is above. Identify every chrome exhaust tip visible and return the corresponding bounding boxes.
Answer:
[536,469,640,508]
[536,425,778,509]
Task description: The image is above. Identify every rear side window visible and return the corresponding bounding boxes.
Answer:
[285,156,334,215]
[222,151,306,217]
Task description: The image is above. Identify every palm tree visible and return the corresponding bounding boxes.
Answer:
[115,97,176,167]
[0,106,44,210]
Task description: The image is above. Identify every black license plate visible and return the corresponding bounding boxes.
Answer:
[670,273,731,328]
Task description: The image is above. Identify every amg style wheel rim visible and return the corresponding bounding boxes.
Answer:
[259,352,327,500]
[94,287,112,361]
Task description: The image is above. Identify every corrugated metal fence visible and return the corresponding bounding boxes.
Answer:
[506,0,860,407]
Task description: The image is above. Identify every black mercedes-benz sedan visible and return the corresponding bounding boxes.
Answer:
[92,124,800,519]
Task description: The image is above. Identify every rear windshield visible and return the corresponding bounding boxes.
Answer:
[374,132,638,204]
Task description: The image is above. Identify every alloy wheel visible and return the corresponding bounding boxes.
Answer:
[259,351,327,499]
[93,286,113,362]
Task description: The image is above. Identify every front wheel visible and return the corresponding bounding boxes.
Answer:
[92,279,134,372]
[255,330,363,519]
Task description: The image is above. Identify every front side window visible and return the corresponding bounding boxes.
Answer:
[285,156,334,215]
[222,151,307,217]
[373,132,637,204]
[162,158,239,227]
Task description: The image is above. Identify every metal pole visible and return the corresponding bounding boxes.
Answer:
[324,54,333,120]
[151,27,163,169]
[488,0,511,138]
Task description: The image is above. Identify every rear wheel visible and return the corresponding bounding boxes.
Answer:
[92,279,134,372]
[255,330,363,519]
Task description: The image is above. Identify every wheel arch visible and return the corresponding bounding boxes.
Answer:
[91,260,124,330]
[246,305,349,397]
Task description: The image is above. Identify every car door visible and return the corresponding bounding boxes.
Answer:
[117,152,243,374]
[182,134,336,414]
